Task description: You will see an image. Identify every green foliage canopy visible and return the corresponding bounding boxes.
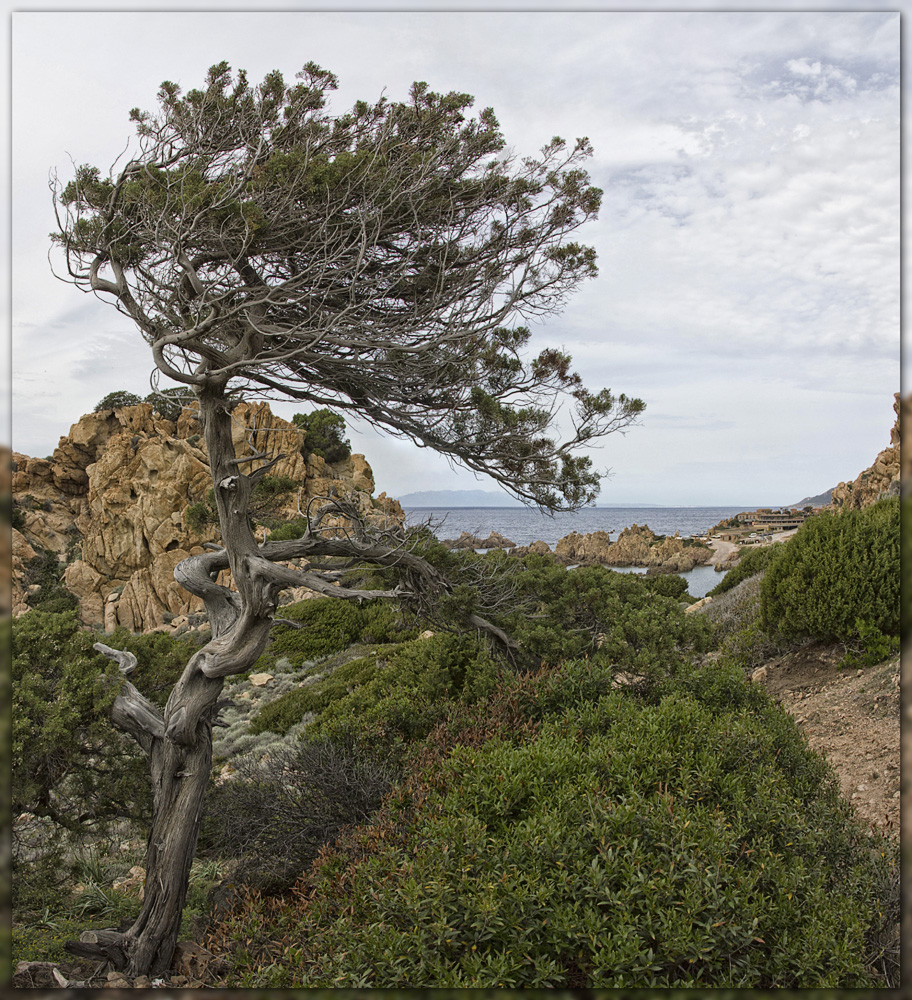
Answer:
[293,409,351,463]
[53,61,644,510]
[213,656,893,988]
[93,390,143,412]
[760,498,899,650]
[144,386,194,421]
[13,611,198,836]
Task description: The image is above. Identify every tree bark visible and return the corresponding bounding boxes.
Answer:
[65,386,516,976]
[66,387,280,977]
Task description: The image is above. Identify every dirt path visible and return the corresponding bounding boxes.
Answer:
[707,538,738,565]
[754,642,900,836]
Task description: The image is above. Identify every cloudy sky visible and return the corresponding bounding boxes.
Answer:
[9,4,900,506]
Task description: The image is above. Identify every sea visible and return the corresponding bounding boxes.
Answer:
[403,505,755,599]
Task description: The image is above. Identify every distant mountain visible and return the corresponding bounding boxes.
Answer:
[398,489,666,507]
[398,489,523,507]
[790,487,835,508]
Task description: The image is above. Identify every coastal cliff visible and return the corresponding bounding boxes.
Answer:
[12,402,401,631]
[829,392,902,509]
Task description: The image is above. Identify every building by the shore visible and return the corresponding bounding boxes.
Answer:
[710,507,821,543]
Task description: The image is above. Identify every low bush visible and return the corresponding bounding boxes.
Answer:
[104,624,202,707]
[250,597,418,674]
[13,612,141,838]
[186,497,218,532]
[13,612,197,891]
[199,737,400,896]
[249,632,499,743]
[22,548,79,613]
[210,657,895,988]
[760,498,899,660]
[698,576,782,672]
[267,518,308,541]
[502,557,716,683]
[707,546,776,598]
[639,573,691,601]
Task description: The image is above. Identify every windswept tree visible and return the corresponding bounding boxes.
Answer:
[51,61,644,976]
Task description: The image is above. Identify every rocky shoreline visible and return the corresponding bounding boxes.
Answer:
[441,522,715,574]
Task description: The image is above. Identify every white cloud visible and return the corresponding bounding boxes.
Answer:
[9,9,900,505]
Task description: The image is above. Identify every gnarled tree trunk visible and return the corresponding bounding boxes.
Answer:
[65,387,513,977]
[65,388,295,976]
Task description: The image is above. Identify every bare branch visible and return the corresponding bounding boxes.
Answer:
[94,643,166,754]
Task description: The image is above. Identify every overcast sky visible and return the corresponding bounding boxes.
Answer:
[9,5,900,506]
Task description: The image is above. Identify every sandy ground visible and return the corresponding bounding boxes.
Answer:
[707,538,738,565]
[755,643,900,836]
[707,529,799,567]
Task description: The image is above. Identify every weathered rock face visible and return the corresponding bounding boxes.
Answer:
[504,539,552,557]
[554,524,711,573]
[13,402,402,631]
[441,530,517,550]
[554,529,615,564]
[830,393,902,510]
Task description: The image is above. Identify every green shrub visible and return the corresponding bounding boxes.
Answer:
[699,576,782,672]
[144,387,193,421]
[266,519,309,541]
[502,557,716,682]
[640,573,691,601]
[760,498,899,654]
[249,632,499,743]
[93,390,143,411]
[252,474,298,502]
[186,492,219,532]
[293,409,351,464]
[251,597,417,674]
[901,495,912,641]
[215,658,894,988]
[104,625,201,707]
[10,497,24,530]
[22,547,79,613]
[707,545,776,598]
[12,612,196,839]
[13,612,128,833]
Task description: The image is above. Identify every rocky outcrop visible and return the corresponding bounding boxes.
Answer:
[437,521,712,573]
[13,402,402,631]
[830,393,901,510]
[554,524,711,573]
[441,530,516,550]
[508,539,552,557]
[554,529,614,564]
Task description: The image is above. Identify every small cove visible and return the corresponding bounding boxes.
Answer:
[407,506,740,598]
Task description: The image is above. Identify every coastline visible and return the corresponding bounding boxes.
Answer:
[707,528,799,566]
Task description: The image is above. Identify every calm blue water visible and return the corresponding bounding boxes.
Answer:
[403,505,750,546]
[403,506,753,598]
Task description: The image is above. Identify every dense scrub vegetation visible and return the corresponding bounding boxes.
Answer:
[760,497,899,663]
[705,498,899,668]
[706,545,776,598]
[12,520,900,985]
[12,612,199,913]
[205,652,895,987]
[292,408,352,463]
